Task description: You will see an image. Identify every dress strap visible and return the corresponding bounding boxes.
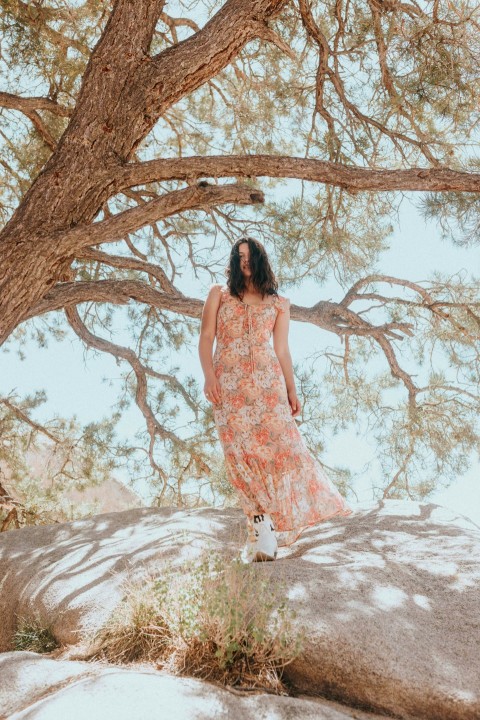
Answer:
[272,294,289,314]
[219,284,230,305]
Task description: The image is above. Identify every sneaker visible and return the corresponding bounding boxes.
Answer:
[251,513,278,562]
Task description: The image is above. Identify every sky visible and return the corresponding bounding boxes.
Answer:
[1,191,479,524]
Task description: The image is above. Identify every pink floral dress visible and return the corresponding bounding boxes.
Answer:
[212,284,353,547]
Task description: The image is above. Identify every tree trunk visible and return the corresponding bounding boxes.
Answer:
[0,0,287,345]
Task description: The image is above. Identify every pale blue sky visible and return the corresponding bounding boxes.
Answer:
[1,193,478,523]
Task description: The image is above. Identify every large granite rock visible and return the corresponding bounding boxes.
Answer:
[0,506,243,651]
[275,500,480,720]
[0,500,479,719]
[0,652,381,720]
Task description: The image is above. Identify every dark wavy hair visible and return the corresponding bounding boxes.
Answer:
[226,237,278,300]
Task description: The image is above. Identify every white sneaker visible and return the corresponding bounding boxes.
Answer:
[242,513,278,562]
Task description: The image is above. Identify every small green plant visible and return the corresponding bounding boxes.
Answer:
[171,553,304,692]
[13,614,59,653]
[88,550,305,694]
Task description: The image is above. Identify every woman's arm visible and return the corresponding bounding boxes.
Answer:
[272,299,301,417]
[198,284,222,405]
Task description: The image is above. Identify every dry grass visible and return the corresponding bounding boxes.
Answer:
[87,551,305,694]
[87,574,171,663]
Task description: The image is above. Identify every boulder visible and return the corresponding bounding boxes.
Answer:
[0,506,244,651]
[0,499,479,719]
[277,500,480,720]
[0,652,381,720]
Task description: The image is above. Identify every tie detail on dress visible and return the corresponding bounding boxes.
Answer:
[246,305,255,374]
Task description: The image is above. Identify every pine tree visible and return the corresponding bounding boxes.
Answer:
[0,0,478,514]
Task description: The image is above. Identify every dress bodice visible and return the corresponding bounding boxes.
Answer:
[213,285,288,376]
[215,285,287,346]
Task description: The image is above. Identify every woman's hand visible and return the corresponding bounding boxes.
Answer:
[204,373,222,405]
[287,389,301,417]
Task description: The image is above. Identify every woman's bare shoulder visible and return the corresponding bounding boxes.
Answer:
[208,283,227,295]
[204,283,227,308]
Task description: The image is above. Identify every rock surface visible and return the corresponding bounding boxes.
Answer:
[0,506,243,651]
[276,501,480,720]
[0,652,381,720]
[0,500,479,719]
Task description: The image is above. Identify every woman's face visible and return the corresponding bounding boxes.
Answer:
[238,242,251,278]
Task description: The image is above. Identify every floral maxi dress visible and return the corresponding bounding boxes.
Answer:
[212,285,353,547]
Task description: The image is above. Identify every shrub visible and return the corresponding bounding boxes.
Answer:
[169,553,304,692]
[89,550,305,694]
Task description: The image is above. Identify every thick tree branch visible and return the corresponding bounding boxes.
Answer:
[0,0,476,351]
[0,92,72,118]
[127,0,288,155]
[57,182,264,254]
[0,181,262,344]
[30,279,417,398]
[29,277,413,341]
[28,281,199,320]
[118,155,480,193]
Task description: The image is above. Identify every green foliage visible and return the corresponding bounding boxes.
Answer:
[13,614,59,653]
[0,0,479,506]
[168,553,303,674]
[294,284,480,499]
[89,550,305,692]
[420,191,480,247]
[0,390,133,529]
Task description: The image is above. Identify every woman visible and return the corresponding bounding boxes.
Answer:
[199,237,353,562]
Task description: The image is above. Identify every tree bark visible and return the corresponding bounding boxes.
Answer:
[120,155,480,192]
[0,0,287,345]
